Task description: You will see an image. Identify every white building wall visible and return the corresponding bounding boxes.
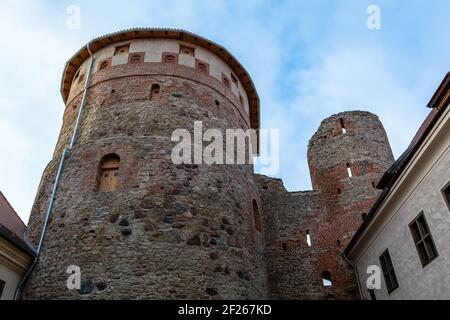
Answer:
[352,106,450,300]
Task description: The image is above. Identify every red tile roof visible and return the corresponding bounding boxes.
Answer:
[0,191,27,242]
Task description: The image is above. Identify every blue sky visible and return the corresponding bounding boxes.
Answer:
[1,0,449,222]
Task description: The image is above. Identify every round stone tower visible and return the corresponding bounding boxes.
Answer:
[23,28,267,299]
[307,111,394,299]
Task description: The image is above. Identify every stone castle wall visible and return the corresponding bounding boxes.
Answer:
[24,38,268,299]
[23,30,396,300]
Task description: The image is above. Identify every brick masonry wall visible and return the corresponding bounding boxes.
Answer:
[23,65,269,299]
[255,111,394,300]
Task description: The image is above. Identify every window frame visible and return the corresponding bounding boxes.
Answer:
[0,279,5,299]
[379,249,399,294]
[409,212,439,268]
[98,155,121,193]
[441,181,450,212]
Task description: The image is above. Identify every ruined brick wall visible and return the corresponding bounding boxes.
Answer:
[307,111,394,299]
[23,40,268,299]
[256,111,394,300]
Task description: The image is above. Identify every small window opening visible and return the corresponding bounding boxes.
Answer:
[215,99,220,107]
[78,74,85,85]
[372,182,377,188]
[336,240,341,247]
[163,53,177,64]
[337,188,342,195]
[98,154,120,192]
[306,230,312,247]
[179,45,195,57]
[114,45,130,55]
[73,69,80,83]
[99,60,109,71]
[362,213,368,221]
[322,271,332,287]
[347,163,353,178]
[150,84,161,101]
[129,54,143,64]
[222,75,231,89]
[340,118,347,134]
[231,73,238,87]
[197,61,209,73]
[282,243,287,251]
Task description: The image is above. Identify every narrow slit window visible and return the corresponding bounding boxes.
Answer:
[409,213,439,267]
[98,154,120,193]
[282,243,287,251]
[306,230,312,247]
[340,118,347,134]
[347,163,353,178]
[322,271,332,287]
[150,84,160,101]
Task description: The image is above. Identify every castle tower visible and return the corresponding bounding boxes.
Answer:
[23,29,268,299]
[307,111,394,298]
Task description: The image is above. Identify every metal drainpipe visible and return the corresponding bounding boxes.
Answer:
[342,253,365,300]
[14,43,94,300]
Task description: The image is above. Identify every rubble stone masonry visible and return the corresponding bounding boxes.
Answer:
[23,30,395,300]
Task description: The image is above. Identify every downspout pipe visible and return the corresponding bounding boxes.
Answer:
[14,42,94,300]
[342,252,364,300]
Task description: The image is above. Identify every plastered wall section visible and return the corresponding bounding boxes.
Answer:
[67,39,250,115]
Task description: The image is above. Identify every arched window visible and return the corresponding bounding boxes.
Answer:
[252,199,262,232]
[150,84,160,101]
[99,60,109,71]
[98,154,120,192]
[322,271,332,287]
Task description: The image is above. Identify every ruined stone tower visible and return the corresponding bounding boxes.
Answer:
[255,111,394,299]
[23,28,268,299]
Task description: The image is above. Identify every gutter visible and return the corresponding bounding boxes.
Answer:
[342,252,364,300]
[14,42,94,300]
